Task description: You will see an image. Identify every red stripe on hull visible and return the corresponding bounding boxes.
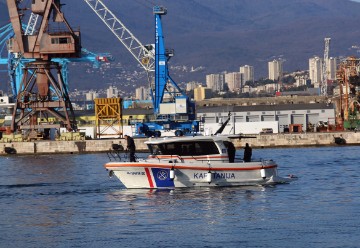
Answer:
[144,168,154,188]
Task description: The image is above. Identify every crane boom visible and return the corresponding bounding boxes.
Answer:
[24,13,39,35]
[321,37,331,96]
[83,0,155,72]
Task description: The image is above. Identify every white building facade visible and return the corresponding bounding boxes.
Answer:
[85,91,99,101]
[225,72,242,92]
[206,73,225,92]
[327,57,337,80]
[295,75,309,87]
[106,86,118,98]
[240,65,254,83]
[309,56,323,87]
[268,60,283,81]
[197,103,335,134]
[186,81,201,92]
[135,86,149,100]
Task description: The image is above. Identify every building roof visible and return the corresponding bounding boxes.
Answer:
[196,103,334,114]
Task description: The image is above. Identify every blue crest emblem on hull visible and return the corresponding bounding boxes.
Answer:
[151,168,175,188]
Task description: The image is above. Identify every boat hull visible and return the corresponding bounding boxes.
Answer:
[105,161,287,189]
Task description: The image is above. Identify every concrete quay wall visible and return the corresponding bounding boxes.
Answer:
[233,132,360,148]
[1,140,110,155]
[1,132,359,155]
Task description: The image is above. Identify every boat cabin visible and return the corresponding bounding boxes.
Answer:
[145,136,237,162]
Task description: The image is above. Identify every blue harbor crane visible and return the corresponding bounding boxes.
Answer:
[84,1,199,137]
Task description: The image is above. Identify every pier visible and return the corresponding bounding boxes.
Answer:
[1,131,359,155]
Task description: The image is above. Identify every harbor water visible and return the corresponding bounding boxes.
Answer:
[1,146,360,248]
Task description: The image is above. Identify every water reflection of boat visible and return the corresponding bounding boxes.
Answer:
[105,135,296,189]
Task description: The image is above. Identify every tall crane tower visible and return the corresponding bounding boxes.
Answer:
[321,37,331,96]
[85,1,199,136]
[6,0,81,134]
[1,23,112,101]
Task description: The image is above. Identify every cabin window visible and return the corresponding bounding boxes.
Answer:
[148,144,163,155]
[191,141,219,155]
[59,37,70,44]
[148,141,219,156]
[51,37,71,44]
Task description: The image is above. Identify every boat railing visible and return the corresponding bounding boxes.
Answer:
[107,150,141,162]
[191,158,229,163]
[107,144,125,161]
[233,156,264,163]
[107,150,124,161]
[150,154,185,163]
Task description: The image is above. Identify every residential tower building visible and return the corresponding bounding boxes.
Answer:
[268,60,283,81]
[225,72,242,92]
[206,73,225,92]
[240,65,254,83]
[309,56,323,87]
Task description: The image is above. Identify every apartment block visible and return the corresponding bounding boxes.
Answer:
[268,60,283,81]
[206,73,225,92]
[225,72,242,92]
[240,65,254,83]
[309,56,323,87]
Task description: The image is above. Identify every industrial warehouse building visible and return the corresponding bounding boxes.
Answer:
[0,100,336,138]
[72,102,335,137]
[196,103,335,134]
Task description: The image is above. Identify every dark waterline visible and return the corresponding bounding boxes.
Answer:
[1,147,360,248]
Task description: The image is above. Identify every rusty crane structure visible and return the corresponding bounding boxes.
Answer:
[6,0,81,136]
[335,56,360,129]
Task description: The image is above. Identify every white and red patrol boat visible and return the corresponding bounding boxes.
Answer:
[104,135,295,189]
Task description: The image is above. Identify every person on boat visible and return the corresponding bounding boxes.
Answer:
[124,135,136,162]
[224,141,236,163]
[243,143,252,162]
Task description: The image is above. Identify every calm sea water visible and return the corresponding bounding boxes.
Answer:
[1,146,360,248]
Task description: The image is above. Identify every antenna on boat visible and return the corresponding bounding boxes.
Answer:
[214,111,257,140]
[214,111,231,135]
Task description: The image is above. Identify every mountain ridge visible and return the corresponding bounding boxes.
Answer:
[1,0,360,91]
